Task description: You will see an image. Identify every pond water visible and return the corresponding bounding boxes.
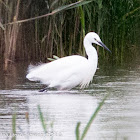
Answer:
[0,52,140,140]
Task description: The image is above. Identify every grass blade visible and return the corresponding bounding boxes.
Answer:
[47,55,60,61]
[80,93,110,140]
[66,0,95,10]
[122,6,140,20]
[0,22,5,30]
[47,58,56,61]
[37,105,47,133]
[53,55,59,60]
[52,0,95,13]
[12,113,16,140]
[75,122,81,140]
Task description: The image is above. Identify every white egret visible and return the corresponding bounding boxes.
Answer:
[26,32,111,92]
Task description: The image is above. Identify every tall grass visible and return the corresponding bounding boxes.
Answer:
[0,0,21,70]
[12,113,16,140]
[37,105,47,134]
[0,0,139,67]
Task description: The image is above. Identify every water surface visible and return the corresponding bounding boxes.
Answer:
[0,55,140,140]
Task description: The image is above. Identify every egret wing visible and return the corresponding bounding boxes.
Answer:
[26,55,88,85]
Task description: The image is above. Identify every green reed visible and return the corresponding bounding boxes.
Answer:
[37,105,47,134]
[0,0,139,66]
[75,93,110,140]
[12,113,16,140]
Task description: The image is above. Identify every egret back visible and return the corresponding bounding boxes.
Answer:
[26,55,96,89]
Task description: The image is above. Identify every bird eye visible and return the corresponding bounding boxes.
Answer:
[94,38,97,41]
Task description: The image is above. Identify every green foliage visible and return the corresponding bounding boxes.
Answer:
[37,105,47,133]
[12,113,16,140]
[75,122,81,140]
[0,22,5,30]
[75,93,110,140]
[47,55,60,61]
[0,0,139,64]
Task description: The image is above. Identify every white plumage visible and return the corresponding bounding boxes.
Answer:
[26,32,110,91]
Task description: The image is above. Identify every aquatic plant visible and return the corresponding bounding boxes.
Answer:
[75,93,110,140]
[10,93,109,140]
[0,0,139,69]
[12,113,16,140]
[37,105,47,134]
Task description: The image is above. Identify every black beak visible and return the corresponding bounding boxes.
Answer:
[98,41,111,53]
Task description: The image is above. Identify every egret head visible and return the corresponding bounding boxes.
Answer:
[85,32,111,53]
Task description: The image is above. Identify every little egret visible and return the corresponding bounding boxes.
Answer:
[26,32,111,92]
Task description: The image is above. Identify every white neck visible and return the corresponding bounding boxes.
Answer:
[84,38,98,67]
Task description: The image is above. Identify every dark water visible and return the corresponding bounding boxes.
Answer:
[0,53,140,140]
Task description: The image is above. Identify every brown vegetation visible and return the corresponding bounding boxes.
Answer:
[0,0,139,70]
